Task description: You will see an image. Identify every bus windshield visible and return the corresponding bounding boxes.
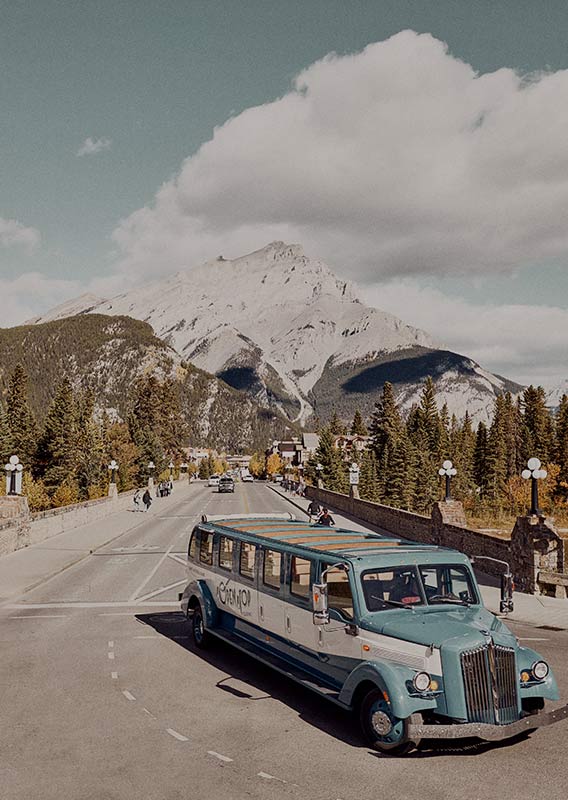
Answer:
[361,564,477,612]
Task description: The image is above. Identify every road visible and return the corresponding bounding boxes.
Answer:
[1,482,567,800]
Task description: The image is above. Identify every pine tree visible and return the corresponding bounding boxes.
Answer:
[358,449,380,502]
[74,390,105,499]
[35,378,77,492]
[485,395,509,502]
[329,411,346,436]
[0,402,14,466]
[522,386,554,464]
[473,422,490,499]
[555,395,568,497]
[314,426,348,492]
[350,409,368,436]
[6,364,38,467]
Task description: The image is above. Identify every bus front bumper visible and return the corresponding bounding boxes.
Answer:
[408,703,568,741]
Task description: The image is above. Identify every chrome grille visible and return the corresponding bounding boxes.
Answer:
[460,643,519,725]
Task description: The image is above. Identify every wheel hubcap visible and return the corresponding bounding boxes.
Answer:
[371,710,393,736]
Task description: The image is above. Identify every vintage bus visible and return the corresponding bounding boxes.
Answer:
[180,513,567,754]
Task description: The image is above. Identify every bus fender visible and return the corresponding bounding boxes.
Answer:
[338,660,438,719]
[182,579,219,629]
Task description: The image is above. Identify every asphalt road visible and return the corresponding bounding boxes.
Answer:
[1,482,567,800]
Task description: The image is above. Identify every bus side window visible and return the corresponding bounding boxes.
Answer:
[219,536,234,571]
[188,531,197,560]
[240,542,256,580]
[290,556,312,599]
[263,549,282,589]
[322,562,354,619]
[199,531,214,566]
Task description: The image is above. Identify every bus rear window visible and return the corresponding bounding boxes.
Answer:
[188,532,197,560]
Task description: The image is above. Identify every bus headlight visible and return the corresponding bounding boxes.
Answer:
[532,661,549,680]
[412,671,431,692]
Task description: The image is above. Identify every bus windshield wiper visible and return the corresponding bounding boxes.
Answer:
[370,595,415,611]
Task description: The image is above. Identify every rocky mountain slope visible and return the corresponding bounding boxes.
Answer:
[29,242,522,424]
[0,315,292,451]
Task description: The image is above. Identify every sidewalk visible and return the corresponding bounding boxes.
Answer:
[269,484,568,631]
[0,484,192,605]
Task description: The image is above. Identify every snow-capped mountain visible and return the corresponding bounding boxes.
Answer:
[30,242,522,424]
[546,381,568,409]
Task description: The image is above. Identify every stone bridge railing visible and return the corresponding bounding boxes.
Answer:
[302,485,568,597]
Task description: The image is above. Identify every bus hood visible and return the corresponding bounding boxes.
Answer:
[359,605,515,650]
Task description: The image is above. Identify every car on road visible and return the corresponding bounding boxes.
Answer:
[208,474,220,487]
[181,513,568,755]
[273,474,283,483]
[218,476,235,493]
[241,473,253,482]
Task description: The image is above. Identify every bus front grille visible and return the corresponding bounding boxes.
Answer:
[460,644,518,725]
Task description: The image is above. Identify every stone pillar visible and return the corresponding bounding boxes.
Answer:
[107,483,118,500]
[510,515,564,594]
[431,500,466,544]
[349,485,360,500]
[0,495,30,521]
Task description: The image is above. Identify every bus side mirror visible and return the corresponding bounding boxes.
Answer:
[312,582,329,625]
[500,572,514,614]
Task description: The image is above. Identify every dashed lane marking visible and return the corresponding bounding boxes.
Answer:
[111,672,118,680]
[143,708,157,719]
[108,652,115,660]
[108,640,114,648]
[122,690,136,701]
[258,772,286,783]
[134,635,160,639]
[207,751,233,763]
[166,728,189,742]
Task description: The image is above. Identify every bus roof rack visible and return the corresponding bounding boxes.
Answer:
[201,512,295,524]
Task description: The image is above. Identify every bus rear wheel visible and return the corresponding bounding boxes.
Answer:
[359,689,420,755]
[190,602,211,649]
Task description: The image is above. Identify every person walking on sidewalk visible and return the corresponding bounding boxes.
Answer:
[133,489,141,512]
[307,499,321,523]
[142,489,152,511]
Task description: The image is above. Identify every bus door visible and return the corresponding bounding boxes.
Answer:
[315,563,360,683]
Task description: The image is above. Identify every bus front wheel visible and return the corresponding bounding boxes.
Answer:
[190,602,211,649]
[359,689,420,755]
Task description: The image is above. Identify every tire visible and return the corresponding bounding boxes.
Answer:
[191,603,211,649]
[359,689,420,755]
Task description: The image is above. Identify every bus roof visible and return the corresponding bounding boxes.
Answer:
[199,516,450,563]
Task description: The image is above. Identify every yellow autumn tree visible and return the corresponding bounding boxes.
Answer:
[266,453,284,477]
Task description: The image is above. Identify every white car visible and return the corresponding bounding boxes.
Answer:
[273,475,283,483]
[208,474,220,487]
[241,474,253,482]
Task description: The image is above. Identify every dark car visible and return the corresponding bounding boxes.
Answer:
[218,476,235,493]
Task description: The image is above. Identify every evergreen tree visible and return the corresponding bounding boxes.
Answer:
[314,426,348,492]
[522,386,554,463]
[473,422,490,499]
[329,411,347,436]
[6,364,38,467]
[0,402,14,466]
[35,378,77,492]
[555,395,568,497]
[74,390,105,499]
[358,449,380,502]
[350,409,368,436]
[485,395,509,502]
[103,422,140,491]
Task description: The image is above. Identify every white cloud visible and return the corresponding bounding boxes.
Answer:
[363,280,568,389]
[0,217,40,251]
[77,136,112,157]
[110,30,568,285]
[0,273,79,328]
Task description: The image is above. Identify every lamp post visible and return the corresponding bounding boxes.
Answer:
[168,460,175,480]
[349,462,360,499]
[147,460,155,489]
[107,459,119,498]
[180,461,188,482]
[4,455,23,495]
[522,458,547,516]
[438,460,457,502]
[316,462,324,489]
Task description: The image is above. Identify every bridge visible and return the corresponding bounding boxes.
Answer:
[1,480,567,799]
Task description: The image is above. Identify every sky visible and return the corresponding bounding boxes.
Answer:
[2,0,568,388]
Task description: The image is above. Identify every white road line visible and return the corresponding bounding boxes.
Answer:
[135,579,187,603]
[258,772,286,783]
[129,540,178,602]
[168,553,187,566]
[207,751,233,763]
[5,602,179,610]
[122,690,136,701]
[111,672,118,680]
[518,637,549,641]
[108,652,115,660]
[143,708,157,719]
[108,640,114,648]
[166,728,188,742]
[8,614,67,619]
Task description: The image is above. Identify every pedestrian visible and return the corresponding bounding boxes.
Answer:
[307,499,321,523]
[142,488,152,511]
[317,507,335,526]
[133,488,141,512]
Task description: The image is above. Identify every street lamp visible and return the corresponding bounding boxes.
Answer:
[180,462,188,473]
[4,455,23,496]
[315,462,324,489]
[438,460,457,501]
[108,459,119,484]
[168,460,175,479]
[522,458,547,516]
